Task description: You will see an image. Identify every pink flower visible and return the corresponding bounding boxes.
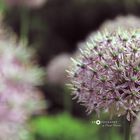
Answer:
[46,53,71,85]
[0,40,44,139]
[67,29,140,121]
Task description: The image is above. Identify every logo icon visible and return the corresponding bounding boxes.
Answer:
[96,120,101,125]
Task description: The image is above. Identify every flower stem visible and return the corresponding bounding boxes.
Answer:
[124,118,131,140]
[63,87,72,113]
[20,6,29,43]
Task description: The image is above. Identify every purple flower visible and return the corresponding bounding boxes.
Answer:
[100,15,140,31]
[67,29,140,121]
[46,53,71,85]
[0,40,44,139]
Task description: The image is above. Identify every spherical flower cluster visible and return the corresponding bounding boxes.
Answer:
[100,15,140,31]
[0,38,44,139]
[67,29,140,121]
[47,53,71,85]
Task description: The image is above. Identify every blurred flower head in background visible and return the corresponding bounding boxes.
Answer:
[0,40,45,139]
[0,17,45,139]
[4,0,46,9]
[100,15,140,31]
[67,29,140,121]
[46,53,72,86]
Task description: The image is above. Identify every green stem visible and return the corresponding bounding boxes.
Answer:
[20,7,29,43]
[124,118,131,140]
[63,87,72,113]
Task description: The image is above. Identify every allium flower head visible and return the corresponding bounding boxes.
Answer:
[67,29,140,121]
[0,40,44,120]
[100,15,140,31]
[47,53,71,85]
[0,39,44,139]
[0,15,45,139]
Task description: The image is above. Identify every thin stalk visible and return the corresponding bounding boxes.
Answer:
[63,87,72,113]
[124,117,131,140]
[20,7,29,43]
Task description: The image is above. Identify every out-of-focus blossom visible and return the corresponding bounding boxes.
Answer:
[0,122,29,140]
[100,15,140,31]
[0,20,44,139]
[4,0,46,9]
[132,113,140,140]
[46,53,71,86]
[67,29,140,121]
